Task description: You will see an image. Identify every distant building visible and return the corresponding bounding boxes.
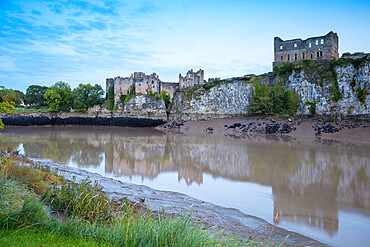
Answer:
[106,69,205,103]
[273,31,339,68]
[179,69,205,88]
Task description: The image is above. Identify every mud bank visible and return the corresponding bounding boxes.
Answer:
[1,112,165,127]
[158,116,370,146]
[22,157,327,247]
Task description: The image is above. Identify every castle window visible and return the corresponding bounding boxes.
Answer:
[152,85,155,88]
[139,83,141,87]
[303,52,305,59]
[281,56,283,61]
[310,54,313,59]
[287,54,290,60]
[317,51,320,57]
[152,81,154,84]
[280,45,283,50]
[295,53,297,60]
[294,43,297,48]
[320,51,323,57]
[315,40,319,45]
[321,39,324,44]
[309,43,311,48]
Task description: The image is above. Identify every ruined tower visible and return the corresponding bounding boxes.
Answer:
[273,31,339,68]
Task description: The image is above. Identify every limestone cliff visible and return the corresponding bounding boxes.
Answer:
[170,81,253,120]
[286,62,369,115]
[170,57,369,120]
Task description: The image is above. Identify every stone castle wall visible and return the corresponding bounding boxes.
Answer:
[273,31,339,68]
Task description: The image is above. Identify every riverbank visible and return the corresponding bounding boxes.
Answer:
[1,111,166,127]
[157,116,370,146]
[0,151,324,247]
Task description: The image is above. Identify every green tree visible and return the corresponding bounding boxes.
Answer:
[0,87,24,106]
[72,84,104,111]
[106,85,114,111]
[0,101,15,130]
[160,90,171,109]
[44,81,72,112]
[249,83,300,115]
[24,85,49,106]
[248,83,273,115]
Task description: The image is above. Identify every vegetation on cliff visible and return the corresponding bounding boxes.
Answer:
[248,83,300,115]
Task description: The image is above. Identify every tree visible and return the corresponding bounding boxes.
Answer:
[160,90,171,109]
[44,81,72,112]
[248,83,273,115]
[0,87,24,106]
[24,85,49,106]
[107,85,114,111]
[72,83,105,111]
[0,101,15,130]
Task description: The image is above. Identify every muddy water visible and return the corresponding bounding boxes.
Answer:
[1,126,369,247]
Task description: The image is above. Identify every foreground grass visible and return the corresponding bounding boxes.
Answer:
[0,151,286,246]
[0,228,111,247]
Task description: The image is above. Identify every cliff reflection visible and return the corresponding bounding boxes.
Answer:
[0,126,369,236]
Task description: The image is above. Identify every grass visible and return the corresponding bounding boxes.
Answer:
[14,106,48,113]
[0,151,287,246]
[0,228,111,247]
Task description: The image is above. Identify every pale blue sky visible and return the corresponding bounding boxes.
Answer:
[1,0,369,92]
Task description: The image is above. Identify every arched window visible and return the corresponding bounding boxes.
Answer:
[321,39,324,45]
[280,45,283,50]
[310,54,313,59]
[295,53,297,60]
[287,54,290,60]
[315,40,319,45]
[317,51,320,57]
[303,52,305,59]
[294,43,297,48]
[320,51,323,57]
[281,56,283,61]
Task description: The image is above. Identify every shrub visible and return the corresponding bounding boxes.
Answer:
[356,86,369,104]
[305,100,317,115]
[249,83,300,115]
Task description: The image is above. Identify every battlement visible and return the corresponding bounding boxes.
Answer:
[179,69,205,88]
[273,31,339,68]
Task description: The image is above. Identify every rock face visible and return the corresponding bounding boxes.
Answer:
[287,63,369,115]
[124,95,166,114]
[170,81,253,120]
[170,58,369,120]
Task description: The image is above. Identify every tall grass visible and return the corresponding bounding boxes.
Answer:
[0,152,65,194]
[0,152,287,246]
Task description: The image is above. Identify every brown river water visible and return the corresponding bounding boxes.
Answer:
[0,126,369,246]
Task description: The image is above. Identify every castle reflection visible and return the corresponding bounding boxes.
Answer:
[0,126,369,236]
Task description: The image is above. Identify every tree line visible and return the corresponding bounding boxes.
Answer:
[0,82,105,112]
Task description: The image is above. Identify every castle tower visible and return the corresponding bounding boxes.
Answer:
[273,31,339,68]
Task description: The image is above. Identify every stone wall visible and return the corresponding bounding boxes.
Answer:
[273,31,339,68]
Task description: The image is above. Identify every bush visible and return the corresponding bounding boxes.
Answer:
[248,83,300,115]
[106,86,114,111]
[305,100,317,115]
[356,86,369,104]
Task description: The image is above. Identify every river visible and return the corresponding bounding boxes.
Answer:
[0,126,369,246]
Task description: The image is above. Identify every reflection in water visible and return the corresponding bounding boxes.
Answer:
[0,126,369,246]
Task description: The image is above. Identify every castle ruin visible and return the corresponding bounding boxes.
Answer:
[179,69,205,88]
[273,31,339,68]
[106,69,205,103]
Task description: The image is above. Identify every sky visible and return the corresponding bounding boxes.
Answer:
[1,0,370,92]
